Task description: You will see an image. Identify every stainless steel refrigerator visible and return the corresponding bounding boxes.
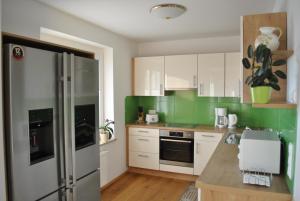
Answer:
[4,44,100,201]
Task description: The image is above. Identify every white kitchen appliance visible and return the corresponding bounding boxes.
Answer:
[239,130,281,174]
[228,114,238,128]
[215,108,228,128]
[145,110,159,124]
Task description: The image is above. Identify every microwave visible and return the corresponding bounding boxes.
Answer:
[238,130,281,174]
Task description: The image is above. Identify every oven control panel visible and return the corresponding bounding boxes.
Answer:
[169,131,183,137]
[160,130,194,139]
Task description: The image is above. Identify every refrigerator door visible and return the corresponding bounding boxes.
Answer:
[65,54,100,201]
[76,171,100,201]
[73,55,99,179]
[39,188,66,201]
[4,44,65,201]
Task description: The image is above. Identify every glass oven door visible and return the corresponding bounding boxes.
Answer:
[159,137,194,167]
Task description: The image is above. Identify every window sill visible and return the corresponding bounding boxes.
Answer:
[99,135,116,146]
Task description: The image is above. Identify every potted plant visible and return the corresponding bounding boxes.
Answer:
[99,119,114,144]
[242,44,287,103]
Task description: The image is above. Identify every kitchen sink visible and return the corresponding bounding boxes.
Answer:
[224,132,242,144]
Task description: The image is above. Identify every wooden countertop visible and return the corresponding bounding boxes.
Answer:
[126,123,291,199]
[126,123,230,133]
[195,133,291,199]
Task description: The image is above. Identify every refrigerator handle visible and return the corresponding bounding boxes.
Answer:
[63,53,72,201]
[70,54,77,201]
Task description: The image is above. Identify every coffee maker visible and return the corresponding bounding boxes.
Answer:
[215,108,228,128]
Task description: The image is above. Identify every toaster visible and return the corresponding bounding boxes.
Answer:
[145,114,159,124]
[238,130,281,174]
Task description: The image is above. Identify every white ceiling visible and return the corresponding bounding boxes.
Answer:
[38,0,276,42]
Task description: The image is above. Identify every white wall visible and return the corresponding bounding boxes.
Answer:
[103,47,114,121]
[2,0,137,192]
[274,0,300,200]
[0,0,8,200]
[138,35,240,56]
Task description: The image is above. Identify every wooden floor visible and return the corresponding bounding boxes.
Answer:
[101,172,192,201]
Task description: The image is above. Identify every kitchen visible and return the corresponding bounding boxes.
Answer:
[0,0,300,201]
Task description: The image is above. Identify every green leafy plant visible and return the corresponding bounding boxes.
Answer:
[100,119,114,138]
[242,44,287,91]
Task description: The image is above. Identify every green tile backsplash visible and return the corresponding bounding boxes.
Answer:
[125,90,297,192]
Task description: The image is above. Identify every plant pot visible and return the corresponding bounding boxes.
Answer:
[100,130,109,144]
[251,86,272,104]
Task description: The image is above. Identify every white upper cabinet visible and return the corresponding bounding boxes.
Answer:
[134,56,164,96]
[225,52,241,97]
[165,55,197,90]
[197,53,225,97]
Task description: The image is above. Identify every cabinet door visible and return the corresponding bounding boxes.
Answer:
[225,52,241,97]
[193,140,219,175]
[198,53,225,97]
[134,57,164,96]
[165,55,197,89]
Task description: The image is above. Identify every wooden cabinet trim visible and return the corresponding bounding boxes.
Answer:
[2,32,94,58]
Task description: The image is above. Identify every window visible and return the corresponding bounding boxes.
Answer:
[40,28,114,132]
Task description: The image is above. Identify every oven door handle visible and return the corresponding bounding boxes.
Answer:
[160,139,192,143]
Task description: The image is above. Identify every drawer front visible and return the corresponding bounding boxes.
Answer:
[159,164,194,175]
[129,135,159,153]
[129,127,159,138]
[195,132,223,141]
[129,151,159,170]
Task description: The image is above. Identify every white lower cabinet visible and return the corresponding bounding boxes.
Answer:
[193,132,222,175]
[100,150,109,187]
[128,128,223,176]
[128,128,159,170]
[129,152,159,170]
[198,189,201,201]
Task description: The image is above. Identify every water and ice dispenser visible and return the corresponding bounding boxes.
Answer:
[29,108,54,165]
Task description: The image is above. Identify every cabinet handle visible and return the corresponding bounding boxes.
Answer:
[201,135,215,138]
[238,80,241,97]
[160,139,192,143]
[138,130,149,133]
[199,83,203,96]
[196,142,200,154]
[138,154,149,158]
[193,75,197,87]
[138,138,149,142]
[160,84,163,95]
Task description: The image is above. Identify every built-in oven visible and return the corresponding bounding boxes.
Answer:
[159,130,194,167]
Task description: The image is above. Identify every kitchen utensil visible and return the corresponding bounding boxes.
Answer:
[228,114,238,128]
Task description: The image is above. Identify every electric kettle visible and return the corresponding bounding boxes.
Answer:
[228,114,238,128]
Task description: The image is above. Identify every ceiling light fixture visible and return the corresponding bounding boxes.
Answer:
[150,4,187,20]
